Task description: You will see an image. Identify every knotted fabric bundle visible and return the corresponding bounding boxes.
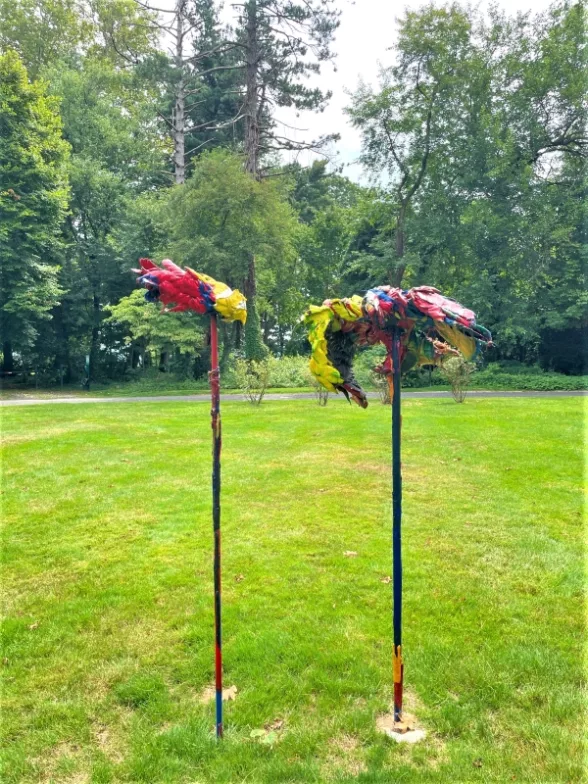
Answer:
[303,286,492,406]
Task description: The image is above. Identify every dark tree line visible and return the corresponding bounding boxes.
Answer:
[1,0,586,383]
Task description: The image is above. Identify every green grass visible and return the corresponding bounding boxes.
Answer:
[0,385,316,400]
[1,398,585,783]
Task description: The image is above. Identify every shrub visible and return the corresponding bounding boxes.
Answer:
[309,377,329,405]
[354,346,388,391]
[472,369,587,391]
[440,356,475,402]
[371,371,391,404]
[266,355,313,388]
[234,358,270,404]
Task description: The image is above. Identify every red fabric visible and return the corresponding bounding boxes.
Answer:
[407,286,476,327]
[137,258,215,313]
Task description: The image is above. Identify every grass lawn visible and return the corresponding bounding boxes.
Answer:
[1,397,584,783]
[0,386,317,400]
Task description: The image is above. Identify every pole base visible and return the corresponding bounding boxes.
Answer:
[376,712,426,743]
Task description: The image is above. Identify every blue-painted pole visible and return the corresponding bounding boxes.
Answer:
[209,314,223,739]
[391,328,404,722]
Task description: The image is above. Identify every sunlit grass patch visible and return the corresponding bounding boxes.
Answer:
[1,398,584,783]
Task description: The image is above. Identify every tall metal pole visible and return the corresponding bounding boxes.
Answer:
[209,313,223,739]
[391,328,404,723]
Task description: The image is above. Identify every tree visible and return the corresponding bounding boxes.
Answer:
[0,0,90,77]
[288,160,363,301]
[105,289,205,372]
[229,0,340,358]
[347,0,587,369]
[49,57,166,381]
[108,0,242,184]
[0,50,70,372]
[235,0,340,174]
[347,4,475,286]
[0,0,156,77]
[163,149,299,361]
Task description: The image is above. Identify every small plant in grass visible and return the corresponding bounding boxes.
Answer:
[302,363,329,405]
[371,371,391,404]
[311,379,329,406]
[234,358,270,404]
[441,356,475,402]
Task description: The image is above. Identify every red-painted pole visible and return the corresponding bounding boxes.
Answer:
[209,313,223,738]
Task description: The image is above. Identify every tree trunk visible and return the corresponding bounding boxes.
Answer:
[53,305,72,382]
[159,351,170,372]
[262,314,271,342]
[2,341,14,373]
[90,292,100,382]
[244,0,260,178]
[241,2,267,359]
[244,254,266,360]
[277,323,284,356]
[220,321,232,373]
[173,0,186,184]
[234,320,242,350]
[391,202,407,287]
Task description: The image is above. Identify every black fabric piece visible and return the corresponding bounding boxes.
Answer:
[327,329,367,405]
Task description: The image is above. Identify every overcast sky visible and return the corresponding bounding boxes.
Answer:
[256,0,553,181]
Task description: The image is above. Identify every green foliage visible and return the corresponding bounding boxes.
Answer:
[0,0,585,385]
[0,0,91,76]
[0,0,156,77]
[401,363,588,391]
[105,290,206,358]
[473,366,588,391]
[165,150,297,286]
[233,358,270,404]
[243,299,269,362]
[164,149,298,360]
[440,356,475,402]
[0,50,70,367]
[347,0,587,352]
[49,55,168,383]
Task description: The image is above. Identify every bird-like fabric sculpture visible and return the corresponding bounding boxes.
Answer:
[135,258,247,324]
[134,256,246,741]
[304,285,492,406]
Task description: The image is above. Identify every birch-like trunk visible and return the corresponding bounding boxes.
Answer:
[172,0,186,184]
[244,0,259,177]
[242,1,266,359]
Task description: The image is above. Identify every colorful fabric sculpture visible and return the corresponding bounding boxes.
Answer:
[134,256,247,740]
[136,258,247,324]
[304,285,492,405]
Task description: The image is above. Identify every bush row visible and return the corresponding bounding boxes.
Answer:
[41,355,586,396]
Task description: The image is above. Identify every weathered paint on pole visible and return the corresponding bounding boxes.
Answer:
[391,328,404,723]
[209,313,223,739]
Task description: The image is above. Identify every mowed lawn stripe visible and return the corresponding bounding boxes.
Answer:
[1,398,583,783]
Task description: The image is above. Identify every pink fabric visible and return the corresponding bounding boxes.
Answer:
[408,287,476,327]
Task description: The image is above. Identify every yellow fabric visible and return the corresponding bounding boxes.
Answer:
[186,268,247,324]
[303,297,362,390]
[393,645,403,683]
[435,322,477,360]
